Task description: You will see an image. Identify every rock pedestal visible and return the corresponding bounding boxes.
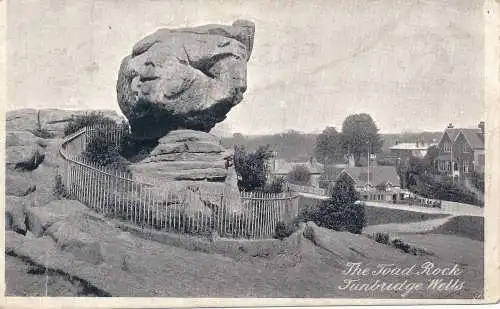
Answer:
[129,130,244,214]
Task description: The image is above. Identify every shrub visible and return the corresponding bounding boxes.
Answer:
[374,232,390,245]
[411,174,482,206]
[273,221,295,240]
[295,175,366,234]
[64,112,117,136]
[234,145,274,192]
[53,174,70,199]
[83,128,130,173]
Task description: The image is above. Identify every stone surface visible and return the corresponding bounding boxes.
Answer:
[5,196,29,235]
[6,108,124,137]
[6,145,45,170]
[116,20,255,140]
[131,130,232,182]
[26,200,87,237]
[46,221,104,265]
[130,130,244,215]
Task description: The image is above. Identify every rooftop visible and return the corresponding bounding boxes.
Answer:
[390,142,436,151]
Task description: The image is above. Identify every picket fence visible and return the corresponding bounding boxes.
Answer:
[59,124,299,239]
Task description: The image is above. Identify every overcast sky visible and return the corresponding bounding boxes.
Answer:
[7,0,485,135]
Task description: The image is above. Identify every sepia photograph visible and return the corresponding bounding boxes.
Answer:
[2,0,498,305]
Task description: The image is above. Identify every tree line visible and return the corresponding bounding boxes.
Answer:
[314,113,383,166]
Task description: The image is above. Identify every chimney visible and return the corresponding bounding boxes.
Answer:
[447,123,454,129]
[478,121,485,135]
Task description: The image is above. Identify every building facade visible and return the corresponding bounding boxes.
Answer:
[434,122,484,180]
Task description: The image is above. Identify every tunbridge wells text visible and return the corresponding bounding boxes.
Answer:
[338,262,465,297]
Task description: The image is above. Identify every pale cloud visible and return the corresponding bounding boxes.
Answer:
[7,0,485,134]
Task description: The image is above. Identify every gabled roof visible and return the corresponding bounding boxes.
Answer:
[437,128,461,147]
[321,165,346,181]
[338,166,400,187]
[456,128,484,150]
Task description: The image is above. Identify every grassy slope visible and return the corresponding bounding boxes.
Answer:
[6,216,483,298]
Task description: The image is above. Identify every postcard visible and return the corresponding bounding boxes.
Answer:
[1,0,499,307]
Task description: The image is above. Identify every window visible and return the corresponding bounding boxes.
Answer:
[463,143,470,153]
[463,161,470,173]
[443,142,452,153]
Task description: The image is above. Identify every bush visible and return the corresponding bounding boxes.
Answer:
[234,145,274,192]
[296,176,366,234]
[83,127,131,173]
[64,112,117,136]
[374,232,390,245]
[273,221,295,240]
[411,174,482,206]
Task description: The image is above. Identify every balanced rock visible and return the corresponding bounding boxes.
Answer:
[116,20,255,141]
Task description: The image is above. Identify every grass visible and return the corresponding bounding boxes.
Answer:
[428,215,484,241]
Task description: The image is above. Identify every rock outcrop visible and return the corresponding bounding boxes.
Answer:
[6,108,124,137]
[116,20,255,141]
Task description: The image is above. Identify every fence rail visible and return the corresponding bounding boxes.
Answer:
[59,124,299,239]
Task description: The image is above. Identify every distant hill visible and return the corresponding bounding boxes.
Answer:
[222,131,443,162]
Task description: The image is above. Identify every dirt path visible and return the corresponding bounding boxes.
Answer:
[363,216,455,234]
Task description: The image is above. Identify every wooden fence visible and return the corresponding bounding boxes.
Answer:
[59,125,299,239]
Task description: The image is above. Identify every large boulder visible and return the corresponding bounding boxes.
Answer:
[116,20,255,141]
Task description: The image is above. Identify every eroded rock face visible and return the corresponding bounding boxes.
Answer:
[130,129,233,182]
[130,130,244,214]
[116,20,255,141]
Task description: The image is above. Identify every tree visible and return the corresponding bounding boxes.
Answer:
[233,145,274,192]
[314,126,344,165]
[298,174,365,234]
[341,113,383,166]
[287,165,311,185]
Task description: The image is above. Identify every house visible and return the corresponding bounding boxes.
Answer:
[434,122,485,180]
[269,156,324,187]
[389,140,435,160]
[321,165,405,203]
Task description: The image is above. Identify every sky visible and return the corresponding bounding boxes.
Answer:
[7,0,486,135]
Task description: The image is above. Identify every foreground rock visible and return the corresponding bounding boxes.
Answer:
[116,20,255,141]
